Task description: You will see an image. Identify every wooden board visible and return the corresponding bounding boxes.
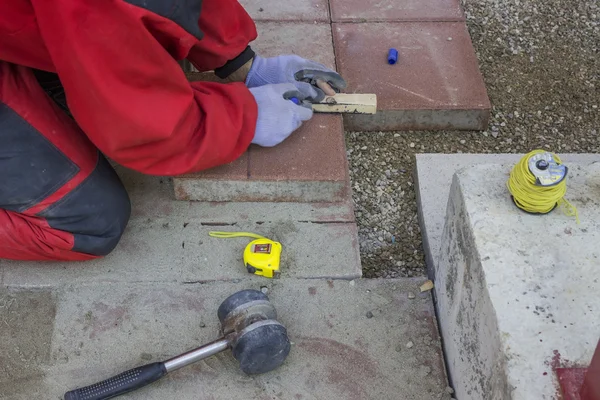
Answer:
[312,94,377,114]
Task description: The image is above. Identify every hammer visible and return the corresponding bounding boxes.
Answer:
[64,290,291,400]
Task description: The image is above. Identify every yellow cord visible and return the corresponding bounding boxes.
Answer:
[507,150,579,223]
[208,231,267,240]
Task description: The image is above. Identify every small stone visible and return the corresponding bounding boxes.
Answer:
[446,387,455,394]
[200,323,206,328]
[447,37,453,41]
[460,139,466,144]
[409,142,415,148]
[366,311,374,319]
[408,292,416,299]
[406,341,414,349]
[395,344,402,352]
[258,7,264,11]
[260,286,269,294]
[349,280,356,287]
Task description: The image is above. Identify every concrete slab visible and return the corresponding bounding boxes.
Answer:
[434,162,600,399]
[414,153,600,278]
[239,0,330,22]
[330,0,465,22]
[0,279,452,400]
[1,167,361,286]
[2,218,361,286]
[332,22,490,131]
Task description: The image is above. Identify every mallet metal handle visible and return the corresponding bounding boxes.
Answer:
[64,338,229,400]
[164,338,229,372]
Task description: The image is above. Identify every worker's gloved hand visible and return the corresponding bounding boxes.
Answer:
[249,83,313,147]
[246,55,347,103]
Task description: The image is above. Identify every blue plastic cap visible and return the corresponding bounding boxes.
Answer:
[290,97,300,105]
[388,48,399,65]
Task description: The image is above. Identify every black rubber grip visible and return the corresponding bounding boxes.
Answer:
[64,362,167,400]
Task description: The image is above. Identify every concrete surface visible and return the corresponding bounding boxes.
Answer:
[1,168,361,286]
[332,22,490,131]
[434,162,600,400]
[0,279,452,400]
[414,153,600,278]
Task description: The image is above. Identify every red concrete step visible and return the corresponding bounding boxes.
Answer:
[333,22,491,131]
[330,0,465,22]
[174,21,348,202]
[173,114,349,202]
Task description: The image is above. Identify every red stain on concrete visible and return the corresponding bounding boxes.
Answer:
[144,290,206,313]
[87,302,129,339]
[552,350,564,369]
[327,280,334,288]
[297,336,379,400]
[308,287,317,296]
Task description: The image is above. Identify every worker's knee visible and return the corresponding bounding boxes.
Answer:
[39,155,131,256]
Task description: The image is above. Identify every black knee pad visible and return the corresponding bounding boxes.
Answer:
[39,154,131,256]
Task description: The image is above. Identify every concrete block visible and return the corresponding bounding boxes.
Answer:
[434,162,600,399]
[332,22,491,131]
[0,279,452,400]
[414,153,600,278]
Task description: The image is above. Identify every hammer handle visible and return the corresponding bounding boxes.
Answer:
[64,362,166,400]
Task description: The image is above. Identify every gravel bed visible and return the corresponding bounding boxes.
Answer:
[348,0,599,278]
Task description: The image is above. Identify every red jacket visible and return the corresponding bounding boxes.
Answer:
[0,0,258,175]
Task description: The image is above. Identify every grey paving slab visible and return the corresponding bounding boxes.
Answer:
[414,153,600,278]
[434,162,600,400]
[2,166,360,286]
[3,219,361,286]
[1,279,452,400]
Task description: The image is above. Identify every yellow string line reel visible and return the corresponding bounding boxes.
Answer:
[208,231,282,279]
[507,150,579,223]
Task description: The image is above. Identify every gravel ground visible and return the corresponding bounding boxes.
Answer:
[348,0,599,278]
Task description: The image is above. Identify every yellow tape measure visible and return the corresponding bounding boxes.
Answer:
[208,231,282,278]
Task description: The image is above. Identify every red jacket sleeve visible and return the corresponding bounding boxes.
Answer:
[30,0,258,176]
[187,0,258,72]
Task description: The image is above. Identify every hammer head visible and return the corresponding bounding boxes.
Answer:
[217,290,291,375]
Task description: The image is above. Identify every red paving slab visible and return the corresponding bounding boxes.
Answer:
[239,0,329,22]
[330,0,465,22]
[252,22,336,69]
[176,152,248,181]
[249,114,347,183]
[332,22,491,131]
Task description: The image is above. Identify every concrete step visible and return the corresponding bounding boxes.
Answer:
[1,167,361,285]
[416,155,600,399]
[0,278,452,400]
